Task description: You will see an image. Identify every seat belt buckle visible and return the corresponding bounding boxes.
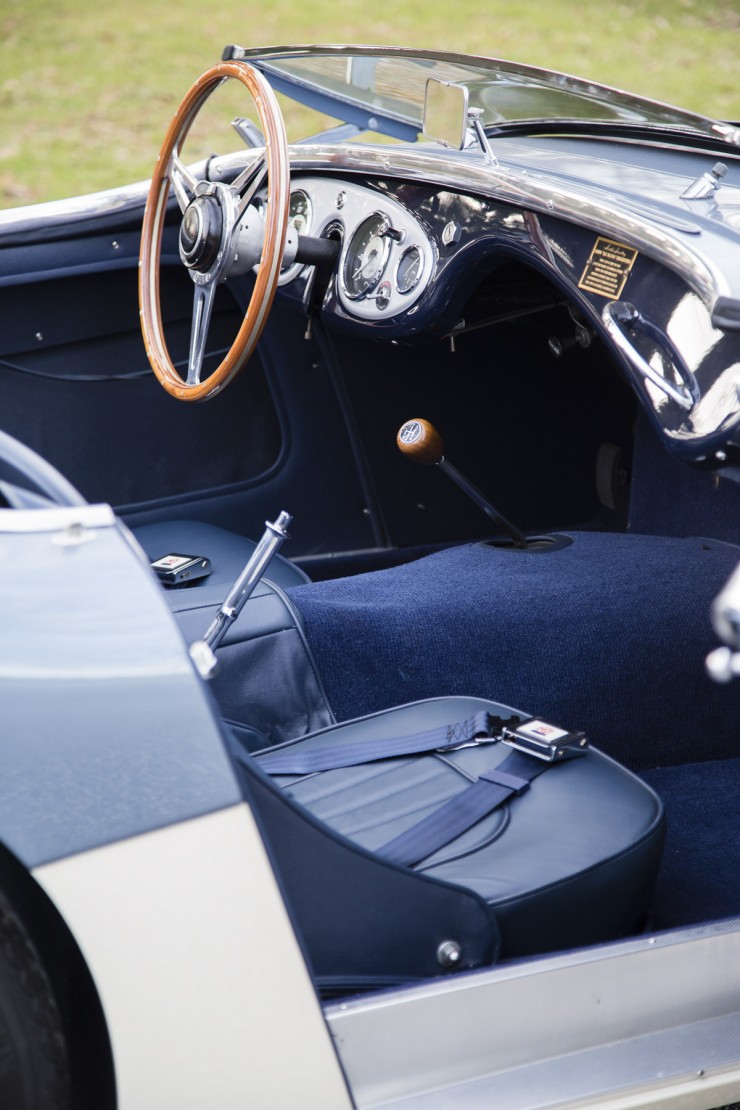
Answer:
[151,552,212,587]
[501,718,589,762]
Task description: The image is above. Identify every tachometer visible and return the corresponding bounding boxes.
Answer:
[342,213,392,299]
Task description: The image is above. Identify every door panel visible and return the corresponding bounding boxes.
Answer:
[0,261,281,506]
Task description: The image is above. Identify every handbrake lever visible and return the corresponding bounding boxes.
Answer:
[189,511,292,678]
[397,418,527,548]
[204,511,293,651]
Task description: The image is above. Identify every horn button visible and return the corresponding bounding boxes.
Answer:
[179,195,223,273]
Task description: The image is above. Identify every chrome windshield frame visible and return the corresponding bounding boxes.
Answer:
[224,44,740,150]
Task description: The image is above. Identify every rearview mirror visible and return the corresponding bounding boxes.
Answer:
[423,79,469,150]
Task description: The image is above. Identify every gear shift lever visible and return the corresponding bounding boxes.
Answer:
[397,418,527,548]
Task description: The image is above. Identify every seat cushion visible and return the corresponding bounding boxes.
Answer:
[245,695,665,969]
[133,519,310,594]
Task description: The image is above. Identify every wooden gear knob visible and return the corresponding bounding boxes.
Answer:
[397,418,444,465]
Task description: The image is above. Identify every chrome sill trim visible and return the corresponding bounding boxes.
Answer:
[327,918,740,1109]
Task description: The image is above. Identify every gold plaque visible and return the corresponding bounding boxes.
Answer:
[578,237,638,299]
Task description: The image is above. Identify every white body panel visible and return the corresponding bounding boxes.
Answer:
[35,805,352,1109]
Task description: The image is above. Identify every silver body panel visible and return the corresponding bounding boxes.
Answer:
[0,506,241,865]
[0,504,351,1104]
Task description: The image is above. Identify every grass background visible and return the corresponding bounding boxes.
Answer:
[1,0,739,208]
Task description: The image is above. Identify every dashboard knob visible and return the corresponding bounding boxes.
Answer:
[382,223,404,243]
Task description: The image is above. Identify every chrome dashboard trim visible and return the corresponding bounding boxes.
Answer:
[0,144,729,315]
[278,143,730,309]
[0,180,151,234]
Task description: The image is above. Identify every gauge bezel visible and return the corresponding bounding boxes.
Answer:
[255,176,436,321]
[288,188,312,237]
[341,211,393,301]
[395,243,424,295]
[277,189,314,286]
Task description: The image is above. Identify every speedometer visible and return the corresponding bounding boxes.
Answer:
[342,213,392,299]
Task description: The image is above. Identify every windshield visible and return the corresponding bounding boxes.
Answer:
[225,45,740,149]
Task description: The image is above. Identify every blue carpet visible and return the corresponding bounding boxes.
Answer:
[288,532,740,769]
[630,409,740,544]
[642,759,740,927]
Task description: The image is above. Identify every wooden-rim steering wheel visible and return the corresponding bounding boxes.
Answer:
[139,62,290,401]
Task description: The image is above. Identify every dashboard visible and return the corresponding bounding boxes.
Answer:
[252,170,740,463]
[265,177,437,322]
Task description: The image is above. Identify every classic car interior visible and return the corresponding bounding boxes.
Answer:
[2,47,740,996]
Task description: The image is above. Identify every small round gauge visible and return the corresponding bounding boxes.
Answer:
[289,189,311,236]
[342,213,391,299]
[276,189,313,285]
[396,244,423,295]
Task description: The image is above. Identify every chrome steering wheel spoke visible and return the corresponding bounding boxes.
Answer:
[170,150,199,214]
[186,281,218,386]
[233,156,268,223]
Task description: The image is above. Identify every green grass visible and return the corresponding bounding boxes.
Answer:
[1,0,739,207]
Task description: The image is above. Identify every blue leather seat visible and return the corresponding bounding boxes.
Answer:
[228,694,666,991]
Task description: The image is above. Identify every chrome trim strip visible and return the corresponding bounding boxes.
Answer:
[0,142,728,311]
[327,918,740,1108]
[0,181,151,234]
[0,504,116,534]
[0,159,210,236]
[236,143,729,307]
[226,45,738,147]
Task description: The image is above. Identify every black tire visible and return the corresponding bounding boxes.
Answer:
[0,890,70,1109]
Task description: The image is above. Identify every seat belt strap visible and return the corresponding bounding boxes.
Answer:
[258,711,587,868]
[377,749,553,868]
[255,710,520,775]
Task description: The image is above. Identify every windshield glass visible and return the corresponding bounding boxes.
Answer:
[226,46,739,148]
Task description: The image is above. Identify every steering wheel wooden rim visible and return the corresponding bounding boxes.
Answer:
[139,62,290,401]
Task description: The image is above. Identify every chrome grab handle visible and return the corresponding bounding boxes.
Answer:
[602,301,698,412]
